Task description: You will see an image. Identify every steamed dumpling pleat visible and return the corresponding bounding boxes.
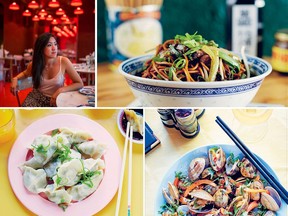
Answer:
[41,184,72,205]
[83,158,105,172]
[53,159,83,188]
[24,135,57,169]
[77,140,106,159]
[58,127,75,143]
[124,110,143,135]
[22,166,47,193]
[67,170,104,201]
[71,130,93,144]
[53,133,71,149]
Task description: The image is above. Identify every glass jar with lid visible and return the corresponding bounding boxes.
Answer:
[271,29,288,73]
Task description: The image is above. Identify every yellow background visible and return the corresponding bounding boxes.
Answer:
[0,109,143,216]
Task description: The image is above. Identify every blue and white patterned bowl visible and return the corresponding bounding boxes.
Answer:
[119,54,272,107]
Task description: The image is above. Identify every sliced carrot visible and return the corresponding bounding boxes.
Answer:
[247,201,259,213]
[173,177,179,187]
[183,179,217,197]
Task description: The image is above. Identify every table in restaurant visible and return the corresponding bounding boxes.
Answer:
[77,68,95,86]
[97,62,288,107]
[145,109,288,215]
[56,86,94,107]
[0,109,143,216]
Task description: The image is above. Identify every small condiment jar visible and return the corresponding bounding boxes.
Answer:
[271,29,288,74]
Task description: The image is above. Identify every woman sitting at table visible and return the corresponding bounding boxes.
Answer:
[10,32,83,107]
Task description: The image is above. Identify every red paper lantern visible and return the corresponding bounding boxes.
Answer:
[51,19,59,25]
[9,2,20,10]
[48,0,60,8]
[32,15,40,21]
[56,8,65,16]
[22,9,32,17]
[28,1,39,9]
[74,7,84,15]
[39,9,48,16]
[46,15,53,21]
[71,0,82,7]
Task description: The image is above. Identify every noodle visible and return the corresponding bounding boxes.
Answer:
[140,33,250,82]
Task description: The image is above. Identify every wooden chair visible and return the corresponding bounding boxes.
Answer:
[16,77,33,106]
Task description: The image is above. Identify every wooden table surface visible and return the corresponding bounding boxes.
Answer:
[97,62,288,107]
[145,108,288,216]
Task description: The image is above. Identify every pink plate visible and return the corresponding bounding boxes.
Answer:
[8,114,121,216]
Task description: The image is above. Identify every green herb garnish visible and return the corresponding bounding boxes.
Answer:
[31,142,50,155]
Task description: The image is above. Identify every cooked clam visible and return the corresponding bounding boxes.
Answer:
[213,189,229,208]
[261,186,282,211]
[176,205,190,216]
[225,154,239,176]
[188,157,206,181]
[263,210,276,216]
[208,147,226,171]
[227,196,248,216]
[239,158,257,178]
[201,167,215,180]
[250,180,264,201]
[162,182,179,205]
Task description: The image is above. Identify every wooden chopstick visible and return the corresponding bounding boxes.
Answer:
[115,122,130,216]
[127,125,133,216]
[215,116,288,204]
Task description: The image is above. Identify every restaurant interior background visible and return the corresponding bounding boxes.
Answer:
[0,0,95,107]
[97,0,288,62]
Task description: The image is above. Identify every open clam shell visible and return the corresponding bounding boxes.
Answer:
[188,157,206,181]
[261,186,281,211]
[208,147,226,171]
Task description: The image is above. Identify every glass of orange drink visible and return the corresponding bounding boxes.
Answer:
[0,109,16,145]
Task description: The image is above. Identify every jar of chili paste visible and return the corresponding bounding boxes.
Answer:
[272,29,288,73]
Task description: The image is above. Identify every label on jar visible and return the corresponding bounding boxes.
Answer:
[272,46,288,73]
[106,6,163,65]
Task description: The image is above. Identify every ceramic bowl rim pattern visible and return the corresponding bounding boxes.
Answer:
[118,54,272,98]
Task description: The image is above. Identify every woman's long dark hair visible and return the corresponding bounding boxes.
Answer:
[31,32,56,89]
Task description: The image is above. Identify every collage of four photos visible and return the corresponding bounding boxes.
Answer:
[0,0,287,216]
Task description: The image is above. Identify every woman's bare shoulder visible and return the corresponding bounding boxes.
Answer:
[60,56,72,64]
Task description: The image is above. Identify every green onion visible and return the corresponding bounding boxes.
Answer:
[169,45,180,56]
[152,56,165,62]
[56,175,62,186]
[173,58,186,69]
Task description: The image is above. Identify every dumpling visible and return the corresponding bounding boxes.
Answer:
[71,130,93,144]
[22,166,47,193]
[83,158,105,172]
[24,135,57,169]
[41,184,72,205]
[69,149,81,160]
[67,170,104,201]
[44,159,61,178]
[77,140,106,159]
[58,127,75,143]
[124,110,143,135]
[53,159,83,188]
[53,133,71,149]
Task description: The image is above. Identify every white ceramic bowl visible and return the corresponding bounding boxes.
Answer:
[119,54,272,107]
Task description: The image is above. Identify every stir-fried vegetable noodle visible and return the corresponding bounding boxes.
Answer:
[141,33,250,82]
